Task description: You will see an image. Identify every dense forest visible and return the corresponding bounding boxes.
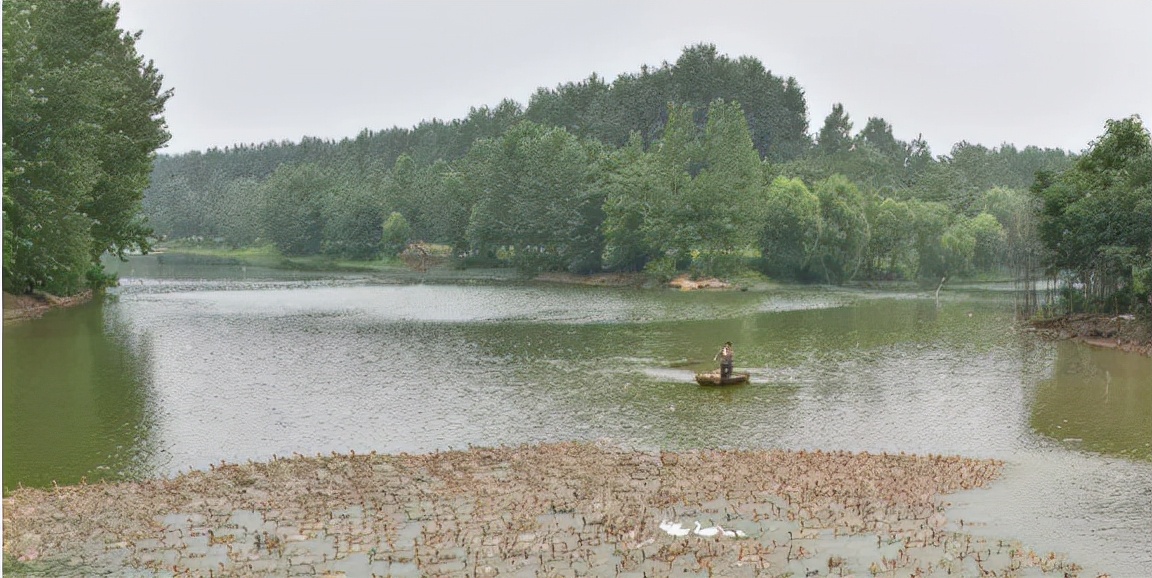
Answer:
[141,45,1085,285]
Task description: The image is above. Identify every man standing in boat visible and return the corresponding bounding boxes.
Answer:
[715,341,734,379]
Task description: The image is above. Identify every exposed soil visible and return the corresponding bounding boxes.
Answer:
[1028,313,1152,356]
[533,271,650,288]
[2,290,93,324]
[667,274,732,290]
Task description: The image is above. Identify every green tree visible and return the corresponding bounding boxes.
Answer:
[381,211,411,257]
[463,122,602,273]
[601,134,658,272]
[816,103,853,158]
[322,181,383,259]
[909,200,952,280]
[421,160,475,254]
[688,99,765,275]
[939,218,978,276]
[206,177,264,247]
[758,176,821,278]
[812,175,870,284]
[260,164,329,256]
[641,104,700,274]
[3,0,171,294]
[968,212,1006,273]
[1034,115,1152,311]
[982,186,1042,290]
[385,154,420,233]
[863,197,916,279]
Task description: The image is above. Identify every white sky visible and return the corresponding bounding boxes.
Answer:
[114,0,1152,156]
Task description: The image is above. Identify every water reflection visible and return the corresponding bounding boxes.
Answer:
[3,266,1150,576]
[1031,341,1152,460]
[3,301,157,491]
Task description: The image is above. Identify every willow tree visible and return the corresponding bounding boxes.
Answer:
[982,187,1045,315]
[3,0,171,295]
[759,176,821,279]
[862,196,916,279]
[812,175,870,284]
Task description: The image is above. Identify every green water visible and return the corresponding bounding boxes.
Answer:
[3,301,157,489]
[3,254,1151,575]
[1031,341,1152,460]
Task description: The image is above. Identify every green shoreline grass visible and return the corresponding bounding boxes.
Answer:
[157,244,408,273]
[151,243,1015,291]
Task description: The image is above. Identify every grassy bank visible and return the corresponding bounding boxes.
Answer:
[146,243,1017,294]
[157,243,409,273]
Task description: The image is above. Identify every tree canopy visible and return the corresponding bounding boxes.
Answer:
[1033,115,1152,312]
[3,0,170,295]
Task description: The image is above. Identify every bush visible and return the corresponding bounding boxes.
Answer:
[381,212,411,257]
[85,263,118,290]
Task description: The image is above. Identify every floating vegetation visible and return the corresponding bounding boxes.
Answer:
[2,441,1094,576]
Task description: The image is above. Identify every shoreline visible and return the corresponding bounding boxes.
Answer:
[2,290,94,324]
[1028,312,1152,357]
[2,441,1094,577]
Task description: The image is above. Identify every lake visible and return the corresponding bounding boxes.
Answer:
[4,253,1151,576]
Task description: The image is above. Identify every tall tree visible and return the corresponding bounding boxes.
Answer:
[601,134,658,272]
[642,104,700,274]
[260,164,329,256]
[464,122,601,273]
[3,0,171,294]
[816,103,854,158]
[689,99,765,274]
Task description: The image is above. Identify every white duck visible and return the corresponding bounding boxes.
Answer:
[693,521,720,537]
[717,525,748,538]
[659,519,690,537]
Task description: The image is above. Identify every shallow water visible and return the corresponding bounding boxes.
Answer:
[4,254,1150,576]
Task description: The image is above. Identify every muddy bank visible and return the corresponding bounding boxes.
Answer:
[1029,313,1152,356]
[3,442,1095,577]
[2,290,93,324]
[532,272,741,290]
[533,271,651,288]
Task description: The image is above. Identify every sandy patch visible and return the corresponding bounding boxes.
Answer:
[669,275,731,290]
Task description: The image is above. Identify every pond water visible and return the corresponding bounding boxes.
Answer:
[4,254,1151,576]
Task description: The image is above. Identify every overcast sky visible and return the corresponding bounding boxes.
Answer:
[115,0,1152,156]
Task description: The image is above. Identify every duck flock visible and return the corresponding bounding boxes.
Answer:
[3,441,1100,577]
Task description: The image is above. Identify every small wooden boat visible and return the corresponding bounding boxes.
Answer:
[695,371,750,386]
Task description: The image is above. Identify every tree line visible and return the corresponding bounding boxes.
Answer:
[6,23,1147,317]
[141,44,1080,287]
